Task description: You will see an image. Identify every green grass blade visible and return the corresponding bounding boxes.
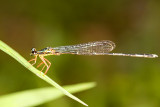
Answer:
[0,82,96,107]
[0,40,96,106]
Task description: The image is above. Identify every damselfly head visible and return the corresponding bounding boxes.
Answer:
[30,48,37,56]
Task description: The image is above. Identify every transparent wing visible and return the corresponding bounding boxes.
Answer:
[53,40,116,55]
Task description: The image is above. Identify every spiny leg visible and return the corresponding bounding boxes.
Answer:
[37,61,44,68]
[39,55,50,75]
[40,65,46,73]
[28,55,37,65]
[43,57,51,75]
[36,61,46,73]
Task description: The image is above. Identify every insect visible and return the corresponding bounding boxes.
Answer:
[28,40,158,75]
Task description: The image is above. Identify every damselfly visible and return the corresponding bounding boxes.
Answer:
[28,40,158,75]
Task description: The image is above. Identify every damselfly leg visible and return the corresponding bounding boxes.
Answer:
[28,55,51,75]
[37,61,44,68]
[36,61,46,73]
[39,56,51,75]
[28,55,37,65]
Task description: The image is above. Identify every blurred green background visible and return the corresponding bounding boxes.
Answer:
[0,0,160,107]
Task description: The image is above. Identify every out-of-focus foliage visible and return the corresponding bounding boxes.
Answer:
[0,0,160,107]
[0,82,96,107]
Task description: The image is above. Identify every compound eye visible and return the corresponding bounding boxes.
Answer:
[31,48,36,51]
[31,48,37,54]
